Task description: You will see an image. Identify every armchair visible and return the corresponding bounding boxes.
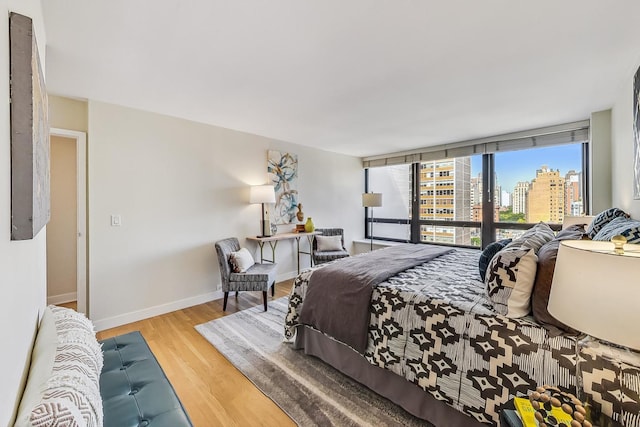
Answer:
[312,228,350,265]
[215,237,277,311]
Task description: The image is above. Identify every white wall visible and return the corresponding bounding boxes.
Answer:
[611,61,640,219]
[87,101,362,330]
[590,110,612,213]
[0,1,48,424]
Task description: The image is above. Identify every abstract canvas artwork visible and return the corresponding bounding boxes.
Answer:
[268,150,298,224]
[10,12,50,240]
[634,66,640,199]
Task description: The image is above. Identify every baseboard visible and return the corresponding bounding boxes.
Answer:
[47,292,77,305]
[92,271,301,332]
[93,291,222,332]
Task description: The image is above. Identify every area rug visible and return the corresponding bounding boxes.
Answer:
[195,297,428,426]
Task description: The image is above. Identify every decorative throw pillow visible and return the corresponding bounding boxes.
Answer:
[316,235,343,251]
[503,222,555,253]
[229,248,254,273]
[15,306,104,427]
[478,239,512,281]
[555,224,586,240]
[485,247,538,318]
[531,232,583,335]
[586,208,629,239]
[592,217,640,244]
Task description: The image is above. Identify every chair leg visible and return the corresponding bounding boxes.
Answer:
[271,283,275,296]
[223,292,229,311]
[263,291,267,311]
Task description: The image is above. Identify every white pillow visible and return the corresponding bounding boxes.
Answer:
[15,306,103,427]
[485,248,538,318]
[316,235,343,251]
[230,248,255,272]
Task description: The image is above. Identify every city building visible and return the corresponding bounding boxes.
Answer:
[512,182,529,214]
[526,166,565,223]
[565,170,582,216]
[419,158,471,244]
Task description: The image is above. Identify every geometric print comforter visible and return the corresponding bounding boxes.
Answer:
[285,248,640,426]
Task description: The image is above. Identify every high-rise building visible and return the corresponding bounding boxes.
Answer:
[564,170,582,216]
[526,166,565,223]
[419,158,471,245]
[512,182,529,214]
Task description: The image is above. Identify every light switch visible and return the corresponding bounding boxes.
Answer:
[111,215,122,227]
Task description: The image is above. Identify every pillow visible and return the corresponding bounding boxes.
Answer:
[229,248,255,273]
[586,208,629,239]
[592,216,640,244]
[503,222,555,253]
[531,232,583,335]
[15,306,103,427]
[316,235,343,252]
[485,247,538,318]
[478,239,512,281]
[555,223,586,240]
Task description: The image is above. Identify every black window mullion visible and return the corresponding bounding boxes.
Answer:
[410,162,420,243]
[481,153,495,248]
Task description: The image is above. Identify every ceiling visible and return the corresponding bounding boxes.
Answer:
[42,1,640,158]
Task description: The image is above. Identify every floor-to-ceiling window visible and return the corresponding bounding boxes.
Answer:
[363,122,589,248]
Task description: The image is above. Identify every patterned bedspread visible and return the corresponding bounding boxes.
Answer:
[285,248,640,426]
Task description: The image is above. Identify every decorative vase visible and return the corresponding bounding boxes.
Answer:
[296,203,304,222]
[304,217,315,232]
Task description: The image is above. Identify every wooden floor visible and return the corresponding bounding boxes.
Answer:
[92,282,296,427]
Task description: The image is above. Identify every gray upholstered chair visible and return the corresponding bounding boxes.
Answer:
[312,228,350,265]
[215,237,277,311]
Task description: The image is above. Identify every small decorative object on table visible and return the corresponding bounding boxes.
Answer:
[304,217,315,232]
[296,203,304,222]
[528,385,591,427]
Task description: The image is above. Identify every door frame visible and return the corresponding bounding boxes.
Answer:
[50,128,88,315]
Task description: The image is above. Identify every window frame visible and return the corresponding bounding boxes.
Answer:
[365,142,589,248]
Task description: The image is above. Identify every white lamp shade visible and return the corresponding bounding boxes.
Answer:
[548,239,640,350]
[362,193,382,208]
[249,185,276,204]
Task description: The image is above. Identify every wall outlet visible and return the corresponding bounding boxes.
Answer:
[110,215,122,226]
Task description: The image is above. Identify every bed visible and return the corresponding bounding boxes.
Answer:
[284,238,640,426]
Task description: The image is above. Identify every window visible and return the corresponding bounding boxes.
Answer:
[494,144,584,241]
[366,164,411,241]
[363,122,589,248]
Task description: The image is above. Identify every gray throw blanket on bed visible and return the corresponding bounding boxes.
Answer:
[298,244,453,353]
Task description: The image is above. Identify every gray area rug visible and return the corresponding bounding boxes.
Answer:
[195,297,427,426]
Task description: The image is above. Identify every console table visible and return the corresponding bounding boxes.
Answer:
[247,231,320,274]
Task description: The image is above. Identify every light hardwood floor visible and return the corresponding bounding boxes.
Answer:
[93,282,296,427]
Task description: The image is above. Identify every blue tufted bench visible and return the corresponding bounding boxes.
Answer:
[100,331,193,427]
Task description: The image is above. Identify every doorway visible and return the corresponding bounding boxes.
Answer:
[47,128,87,314]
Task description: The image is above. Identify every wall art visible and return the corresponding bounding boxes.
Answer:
[10,12,50,240]
[267,150,298,224]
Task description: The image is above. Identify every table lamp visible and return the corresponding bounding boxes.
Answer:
[250,185,276,237]
[362,192,382,251]
[548,238,640,424]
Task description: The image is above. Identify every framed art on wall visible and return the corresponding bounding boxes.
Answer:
[267,150,298,224]
[634,65,640,200]
[9,12,50,240]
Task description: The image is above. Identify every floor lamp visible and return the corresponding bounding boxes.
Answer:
[250,185,276,237]
[362,193,382,251]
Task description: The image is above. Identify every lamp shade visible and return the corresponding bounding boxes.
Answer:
[249,185,275,204]
[362,193,382,208]
[548,239,640,350]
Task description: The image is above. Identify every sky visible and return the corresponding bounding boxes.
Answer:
[471,144,583,192]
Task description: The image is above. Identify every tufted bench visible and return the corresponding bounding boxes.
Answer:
[100,331,193,427]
